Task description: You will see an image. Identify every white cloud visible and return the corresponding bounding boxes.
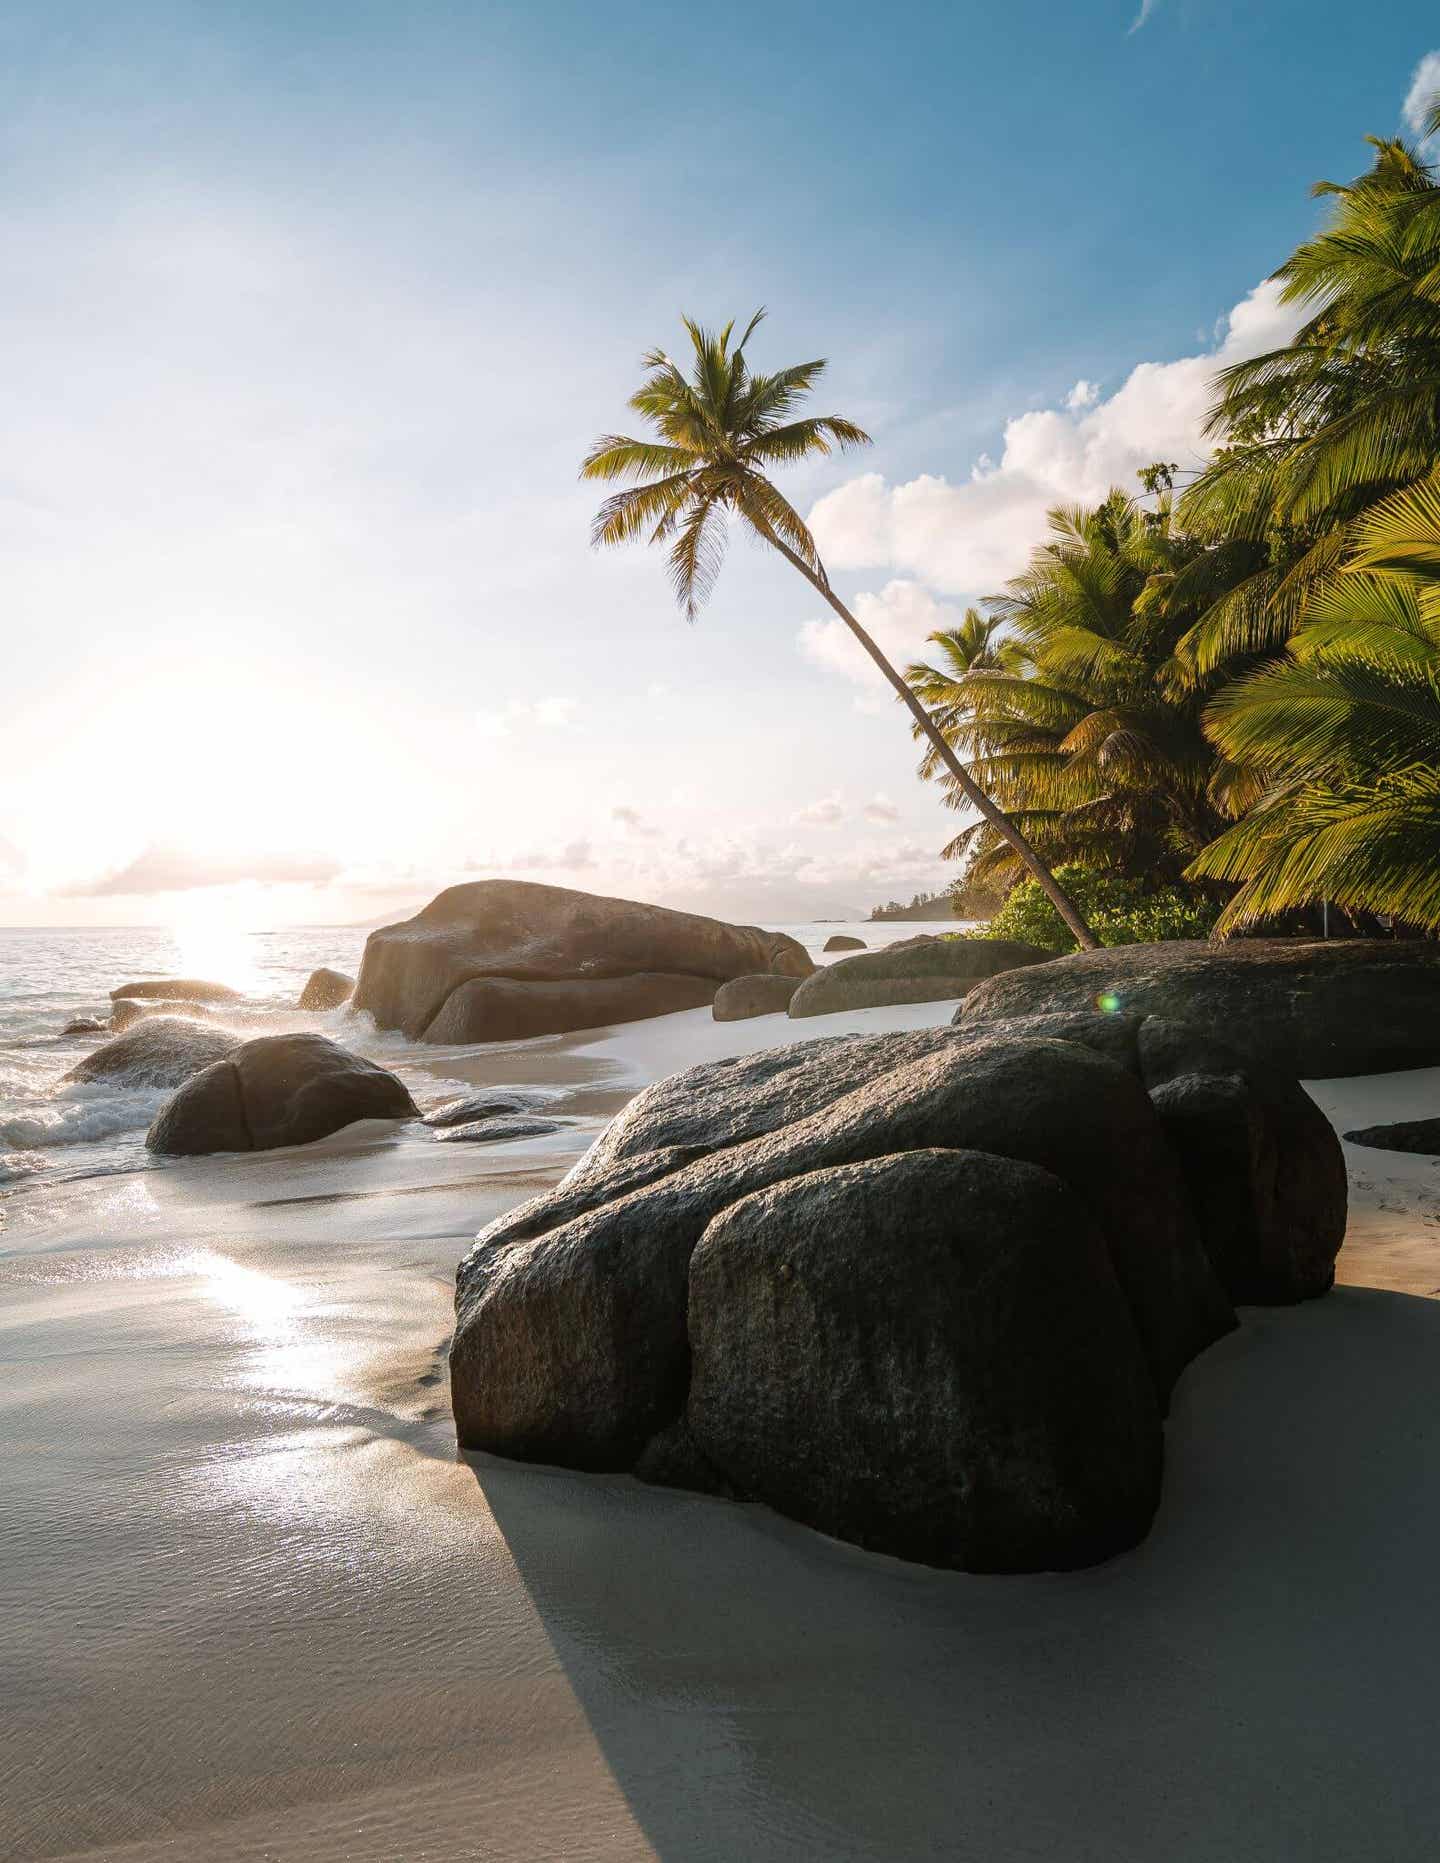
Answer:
[63,844,341,897]
[466,839,594,873]
[1128,0,1159,32]
[599,828,950,916]
[1065,379,1099,411]
[807,279,1302,599]
[799,579,960,694]
[611,804,660,837]
[792,793,846,826]
[1403,52,1440,138]
[862,794,901,824]
[476,697,580,739]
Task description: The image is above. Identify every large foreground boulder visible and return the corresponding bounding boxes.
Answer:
[712,974,802,1021]
[451,1010,1345,1573]
[298,967,354,1011]
[109,978,242,1005]
[65,1018,240,1088]
[957,938,1440,1078]
[147,1033,416,1155]
[353,881,813,1044]
[688,1150,1163,1571]
[788,936,1048,1018]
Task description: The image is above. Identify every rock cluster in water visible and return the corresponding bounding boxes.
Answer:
[451,1008,1345,1573]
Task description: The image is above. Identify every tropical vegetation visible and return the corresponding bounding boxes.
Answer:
[905,101,1440,941]
[1192,473,1440,932]
[904,489,1238,895]
[967,864,1219,954]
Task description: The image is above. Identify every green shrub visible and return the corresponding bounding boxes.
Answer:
[960,864,1220,953]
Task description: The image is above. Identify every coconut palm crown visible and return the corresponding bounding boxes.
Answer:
[581,311,866,620]
[581,311,1099,946]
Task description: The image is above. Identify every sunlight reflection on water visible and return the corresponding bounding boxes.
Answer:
[116,1244,351,1409]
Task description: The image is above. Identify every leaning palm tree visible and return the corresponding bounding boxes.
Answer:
[1191,472,1440,932]
[581,312,1097,946]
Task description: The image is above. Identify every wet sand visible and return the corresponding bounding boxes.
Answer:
[6,1009,1440,1860]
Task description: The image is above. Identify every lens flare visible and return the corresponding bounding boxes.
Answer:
[1095,990,1122,1014]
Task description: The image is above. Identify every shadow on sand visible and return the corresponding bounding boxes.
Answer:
[467,1287,1440,1861]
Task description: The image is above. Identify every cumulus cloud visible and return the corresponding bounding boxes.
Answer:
[606,829,948,910]
[476,697,580,739]
[466,838,594,874]
[1065,379,1099,411]
[64,844,342,897]
[792,793,846,826]
[862,794,901,824]
[611,805,660,838]
[807,279,1302,600]
[1403,52,1440,137]
[799,579,960,695]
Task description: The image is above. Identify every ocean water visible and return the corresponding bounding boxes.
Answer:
[0,925,375,1194]
[0,917,940,1206]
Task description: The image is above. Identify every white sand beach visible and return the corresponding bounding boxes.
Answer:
[5,991,1440,1862]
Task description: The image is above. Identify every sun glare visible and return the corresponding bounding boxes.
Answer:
[169,892,262,992]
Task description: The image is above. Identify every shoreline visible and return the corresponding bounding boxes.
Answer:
[6,1003,1440,1859]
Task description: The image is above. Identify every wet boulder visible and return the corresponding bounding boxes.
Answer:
[712,974,802,1021]
[109,978,242,1005]
[432,1116,562,1145]
[298,967,354,1011]
[1342,1117,1440,1155]
[426,1090,555,1127]
[146,1033,416,1155]
[65,1017,240,1089]
[788,936,1048,1018]
[111,997,216,1033]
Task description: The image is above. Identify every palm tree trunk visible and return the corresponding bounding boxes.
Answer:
[763,532,1100,950]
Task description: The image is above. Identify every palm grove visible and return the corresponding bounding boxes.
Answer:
[585,101,1440,949]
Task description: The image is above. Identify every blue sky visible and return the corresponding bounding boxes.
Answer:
[4,2,1439,926]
